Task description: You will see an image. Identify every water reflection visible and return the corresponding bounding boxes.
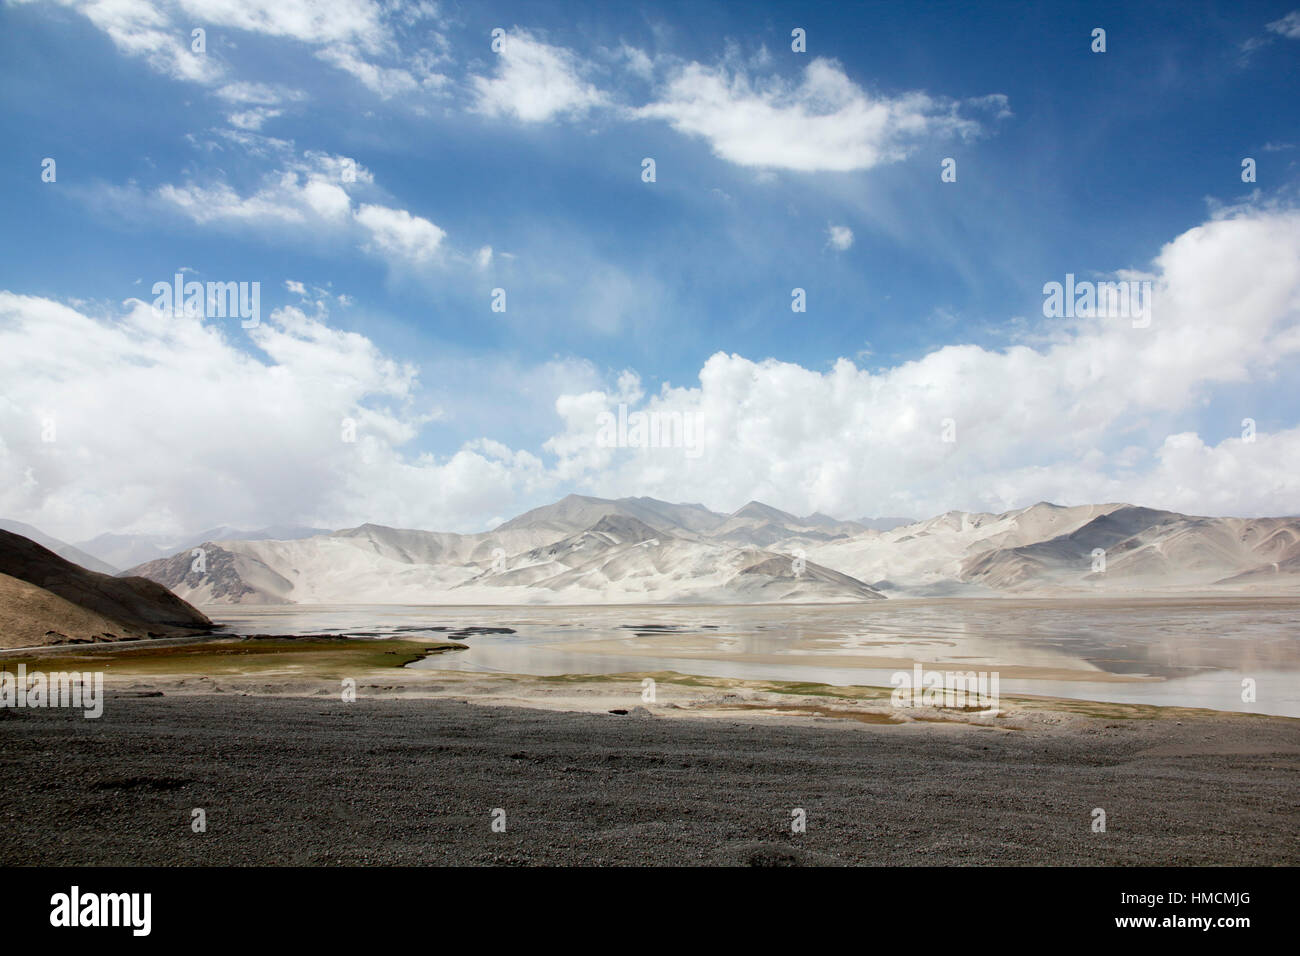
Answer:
[212,598,1300,717]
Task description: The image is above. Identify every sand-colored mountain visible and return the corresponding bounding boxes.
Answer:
[95,495,1300,606]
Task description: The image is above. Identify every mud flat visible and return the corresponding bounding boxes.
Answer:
[0,637,1295,866]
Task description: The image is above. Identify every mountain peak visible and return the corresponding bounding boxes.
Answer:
[801,511,851,529]
[336,522,402,536]
[732,500,798,523]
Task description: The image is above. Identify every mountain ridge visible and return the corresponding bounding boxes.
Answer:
[0,530,213,648]
[0,519,120,575]
[11,494,1299,607]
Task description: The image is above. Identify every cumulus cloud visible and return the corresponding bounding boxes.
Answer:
[0,294,548,539]
[827,224,854,250]
[355,204,446,263]
[637,57,1008,172]
[471,29,607,122]
[3,207,1299,541]
[541,206,1300,518]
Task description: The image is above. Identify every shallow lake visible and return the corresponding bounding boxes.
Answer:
[211,597,1300,717]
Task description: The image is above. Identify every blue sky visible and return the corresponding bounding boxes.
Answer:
[2,0,1299,538]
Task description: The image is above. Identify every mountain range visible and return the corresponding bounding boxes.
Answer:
[69,525,330,573]
[0,519,120,576]
[78,494,1300,605]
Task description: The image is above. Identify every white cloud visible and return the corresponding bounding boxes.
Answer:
[124,144,453,271]
[50,0,224,83]
[0,294,548,539]
[316,44,419,98]
[827,224,854,251]
[618,44,655,81]
[637,57,1006,172]
[215,82,304,126]
[155,179,310,224]
[1266,11,1300,38]
[174,0,390,48]
[35,0,440,97]
[471,29,606,122]
[226,107,282,130]
[541,206,1300,518]
[3,207,1299,542]
[215,81,302,104]
[355,204,446,263]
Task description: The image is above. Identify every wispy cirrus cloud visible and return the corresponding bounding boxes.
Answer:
[214,81,300,105]
[214,81,307,129]
[1267,10,1300,39]
[1238,8,1300,62]
[30,0,223,83]
[28,0,447,99]
[315,42,449,98]
[92,140,454,271]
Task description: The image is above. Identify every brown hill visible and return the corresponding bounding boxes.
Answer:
[0,530,213,649]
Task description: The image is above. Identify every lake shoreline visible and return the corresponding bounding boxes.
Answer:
[196,599,1300,717]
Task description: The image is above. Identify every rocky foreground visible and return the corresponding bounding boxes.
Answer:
[0,692,1295,866]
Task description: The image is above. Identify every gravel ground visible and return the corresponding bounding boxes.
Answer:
[0,693,1296,866]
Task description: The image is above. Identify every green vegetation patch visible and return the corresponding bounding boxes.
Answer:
[0,637,466,679]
